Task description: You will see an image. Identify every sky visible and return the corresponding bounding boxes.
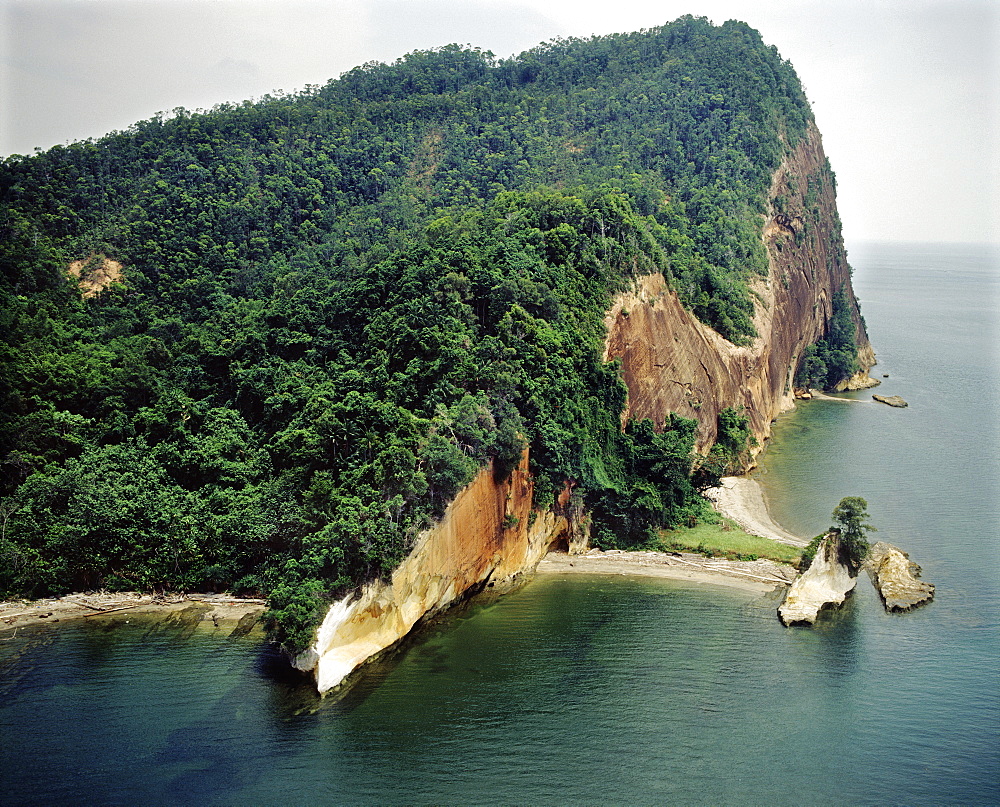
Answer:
[1,0,997,245]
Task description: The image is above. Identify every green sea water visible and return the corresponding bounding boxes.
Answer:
[1,242,997,805]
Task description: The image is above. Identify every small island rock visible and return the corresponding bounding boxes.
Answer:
[779,533,858,626]
[865,542,934,612]
[873,394,908,407]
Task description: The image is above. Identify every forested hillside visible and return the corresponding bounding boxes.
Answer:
[1,17,823,650]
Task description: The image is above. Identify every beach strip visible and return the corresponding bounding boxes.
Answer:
[0,591,266,632]
[535,548,797,592]
[704,476,808,547]
[536,474,805,590]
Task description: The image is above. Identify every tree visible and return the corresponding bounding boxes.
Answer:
[831,496,876,567]
[0,19,830,650]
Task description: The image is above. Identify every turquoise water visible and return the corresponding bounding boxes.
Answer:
[2,242,998,805]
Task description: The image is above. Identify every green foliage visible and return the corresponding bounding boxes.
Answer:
[693,407,757,487]
[797,497,875,572]
[795,286,860,389]
[798,534,827,571]
[0,18,817,652]
[655,515,803,565]
[831,495,875,568]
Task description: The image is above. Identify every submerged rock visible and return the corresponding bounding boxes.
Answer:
[779,533,857,625]
[873,394,908,408]
[865,542,934,612]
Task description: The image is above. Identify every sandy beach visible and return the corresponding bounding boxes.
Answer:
[536,548,798,592]
[537,474,805,590]
[705,476,808,547]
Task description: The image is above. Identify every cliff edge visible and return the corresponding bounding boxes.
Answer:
[300,125,873,693]
[297,451,581,693]
[605,123,874,454]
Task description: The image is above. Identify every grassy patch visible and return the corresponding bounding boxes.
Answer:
[653,517,803,564]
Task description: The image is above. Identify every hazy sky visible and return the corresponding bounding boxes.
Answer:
[1,0,997,244]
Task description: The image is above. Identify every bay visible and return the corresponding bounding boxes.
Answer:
[1,241,997,805]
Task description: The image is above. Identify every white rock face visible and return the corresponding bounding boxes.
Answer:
[779,533,857,625]
[295,452,574,694]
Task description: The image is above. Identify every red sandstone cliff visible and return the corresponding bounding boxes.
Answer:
[604,123,875,456]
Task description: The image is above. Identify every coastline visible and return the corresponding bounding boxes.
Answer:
[0,591,266,635]
[2,475,805,635]
[537,473,806,590]
[809,389,869,404]
[536,548,797,592]
[705,476,808,547]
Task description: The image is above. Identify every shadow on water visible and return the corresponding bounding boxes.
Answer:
[0,626,58,705]
[255,642,326,719]
[250,611,452,721]
[151,651,285,802]
[257,580,529,720]
[784,588,864,680]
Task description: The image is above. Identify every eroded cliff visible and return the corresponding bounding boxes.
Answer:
[605,123,874,454]
[301,125,873,693]
[298,450,582,693]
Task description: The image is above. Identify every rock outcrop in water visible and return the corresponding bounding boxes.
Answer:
[873,395,908,408]
[779,533,858,625]
[865,542,934,612]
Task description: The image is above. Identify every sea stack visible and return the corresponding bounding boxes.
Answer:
[865,542,935,612]
[779,532,858,625]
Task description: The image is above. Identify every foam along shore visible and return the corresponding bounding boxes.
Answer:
[705,476,809,548]
[808,389,871,404]
[0,591,266,634]
[536,549,797,592]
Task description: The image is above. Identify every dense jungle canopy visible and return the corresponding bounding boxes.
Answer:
[1,16,819,650]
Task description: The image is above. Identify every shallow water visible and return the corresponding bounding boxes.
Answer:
[1,242,998,805]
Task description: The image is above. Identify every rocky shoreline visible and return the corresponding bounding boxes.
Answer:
[0,591,266,636]
[536,548,798,592]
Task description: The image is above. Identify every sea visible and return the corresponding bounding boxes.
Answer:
[1,241,997,806]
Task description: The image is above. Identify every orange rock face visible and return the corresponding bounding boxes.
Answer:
[605,123,873,455]
[305,124,873,692]
[306,450,575,693]
[406,448,558,589]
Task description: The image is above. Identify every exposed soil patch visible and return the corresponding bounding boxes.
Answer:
[67,254,123,298]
